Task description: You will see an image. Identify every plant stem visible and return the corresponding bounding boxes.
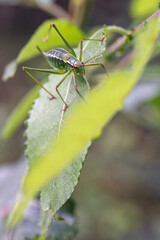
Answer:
[133,9,160,31]
[68,0,94,27]
[105,25,132,38]
[106,9,160,57]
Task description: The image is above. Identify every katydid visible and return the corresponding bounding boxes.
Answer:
[22,23,108,111]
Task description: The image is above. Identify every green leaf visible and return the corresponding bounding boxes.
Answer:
[1,85,40,139]
[8,19,159,226]
[25,73,90,215]
[130,0,158,19]
[2,19,84,81]
[40,143,89,214]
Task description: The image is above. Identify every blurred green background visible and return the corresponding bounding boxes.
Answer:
[0,0,160,239]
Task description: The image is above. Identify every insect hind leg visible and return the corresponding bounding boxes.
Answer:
[55,71,71,111]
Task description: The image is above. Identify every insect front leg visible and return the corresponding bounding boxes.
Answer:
[43,23,76,57]
[55,71,71,111]
[79,35,107,61]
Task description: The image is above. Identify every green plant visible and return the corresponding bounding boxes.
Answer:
[1,1,160,239]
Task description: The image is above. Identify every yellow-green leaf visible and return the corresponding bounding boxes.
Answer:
[130,0,158,19]
[1,85,40,139]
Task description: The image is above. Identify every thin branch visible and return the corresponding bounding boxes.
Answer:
[68,0,94,27]
[106,9,160,67]
[107,9,160,55]
[133,9,160,31]
[105,25,132,37]
[114,50,135,69]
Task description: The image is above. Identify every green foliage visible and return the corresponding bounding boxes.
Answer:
[8,18,159,228]
[2,19,84,81]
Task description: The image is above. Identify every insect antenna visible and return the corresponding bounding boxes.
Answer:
[83,52,104,64]
[83,46,126,64]
[36,45,46,57]
[36,45,49,64]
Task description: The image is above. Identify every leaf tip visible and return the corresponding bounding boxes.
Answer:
[2,60,17,82]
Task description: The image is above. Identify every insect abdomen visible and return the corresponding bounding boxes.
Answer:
[45,48,70,70]
[52,57,66,69]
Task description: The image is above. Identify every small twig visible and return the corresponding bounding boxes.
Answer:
[114,50,135,69]
[108,9,160,53]
[106,9,160,67]
[105,25,132,38]
[68,0,94,27]
[133,9,160,31]
[107,36,127,55]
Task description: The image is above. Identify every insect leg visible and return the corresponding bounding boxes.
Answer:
[73,73,86,103]
[84,62,109,76]
[79,35,107,61]
[22,66,67,75]
[22,67,66,99]
[55,71,71,111]
[43,23,76,57]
